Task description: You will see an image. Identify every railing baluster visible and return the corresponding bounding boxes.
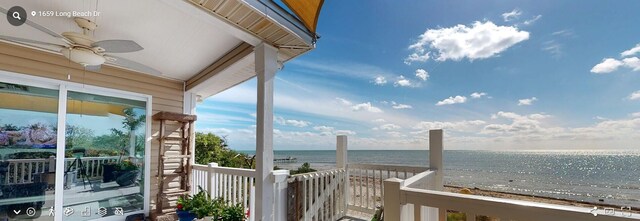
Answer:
[27,162,33,183]
[302,176,308,221]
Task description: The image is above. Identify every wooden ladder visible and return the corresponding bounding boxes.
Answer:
[152,111,197,215]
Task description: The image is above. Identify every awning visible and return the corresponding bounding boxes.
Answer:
[280,0,324,34]
[0,93,128,116]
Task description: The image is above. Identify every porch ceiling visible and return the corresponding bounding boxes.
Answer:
[0,0,245,81]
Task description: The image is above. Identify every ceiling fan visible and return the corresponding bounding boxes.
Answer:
[0,6,162,76]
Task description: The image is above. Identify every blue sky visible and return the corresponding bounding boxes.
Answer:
[197,0,640,150]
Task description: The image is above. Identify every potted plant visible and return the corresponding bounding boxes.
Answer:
[177,187,216,221]
[114,159,140,186]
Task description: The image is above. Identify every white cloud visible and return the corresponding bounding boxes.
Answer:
[412,120,486,132]
[335,130,357,135]
[436,96,467,106]
[285,120,311,127]
[372,118,386,123]
[592,43,640,73]
[482,111,552,135]
[392,104,413,109]
[631,112,640,118]
[518,97,538,106]
[470,92,487,99]
[542,40,562,57]
[502,9,522,22]
[623,57,640,71]
[415,69,429,81]
[404,51,430,64]
[336,97,353,106]
[394,75,418,87]
[621,43,640,57]
[313,125,334,132]
[312,125,356,136]
[629,90,640,100]
[406,21,529,62]
[591,58,624,74]
[199,128,233,135]
[522,15,542,25]
[373,76,387,85]
[352,102,383,113]
[275,116,311,127]
[374,123,402,131]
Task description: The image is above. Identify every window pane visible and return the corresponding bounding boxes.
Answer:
[63,91,146,220]
[0,82,57,220]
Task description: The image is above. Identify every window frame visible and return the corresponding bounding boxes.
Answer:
[0,70,152,221]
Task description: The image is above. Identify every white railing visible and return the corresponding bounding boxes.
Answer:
[64,156,120,180]
[383,130,640,221]
[4,156,120,184]
[192,163,256,221]
[385,178,640,221]
[347,163,428,214]
[289,168,347,221]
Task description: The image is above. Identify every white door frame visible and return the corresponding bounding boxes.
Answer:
[0,70,152,221]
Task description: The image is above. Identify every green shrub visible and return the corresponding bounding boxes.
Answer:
[290,162,317,175]
[195,132,253,169]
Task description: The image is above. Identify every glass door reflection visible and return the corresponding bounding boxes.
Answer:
[63,91,146,220]
[0,82,58,220]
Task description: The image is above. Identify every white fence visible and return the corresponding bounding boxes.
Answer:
[4,156,120,184]
[289,168,348,221]
[192,163,256,221]
[347,163,428,214]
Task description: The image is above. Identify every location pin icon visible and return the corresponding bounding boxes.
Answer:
[31,11,36,16]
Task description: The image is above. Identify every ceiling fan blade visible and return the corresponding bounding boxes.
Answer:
[0,6,69,44]
[84,65,101,72]
[92,40,143,53]
[0,35,66,48]
[106,55,162,76]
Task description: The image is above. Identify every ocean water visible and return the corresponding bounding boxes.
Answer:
[240,150,640,207]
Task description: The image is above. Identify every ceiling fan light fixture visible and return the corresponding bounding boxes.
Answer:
[61,48,105,66]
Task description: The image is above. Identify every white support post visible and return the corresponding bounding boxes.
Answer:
[271,170,290,221]
[429,129,445,221]
[48,156,56,172]
[184,92,198,166]
[383,178,403,221]
[336,135,348,216]
[255,42,278,221]
[208,163,218,197]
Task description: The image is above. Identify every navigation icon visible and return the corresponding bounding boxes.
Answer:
[114,207,124,216]
[64,207,74,216]
[98,207,108,216]
[81,207,91,217]
[26,207,36,217]
[589,207,599,216]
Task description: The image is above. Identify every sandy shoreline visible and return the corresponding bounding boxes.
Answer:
[346,176,640,214]
[444,185,640,212]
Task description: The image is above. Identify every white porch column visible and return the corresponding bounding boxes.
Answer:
[255,42,278,221]
[336,135,348,217]
[429,129,445,221]
[184,92,198,166]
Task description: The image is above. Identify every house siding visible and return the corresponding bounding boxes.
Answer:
[0,41,185,215]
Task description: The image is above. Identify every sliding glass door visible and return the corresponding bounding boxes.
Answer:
[0,72,150,221]
[63,91,147,220]
[0,82,58,220]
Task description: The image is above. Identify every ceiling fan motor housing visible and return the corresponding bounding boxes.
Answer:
[61,47,106,66]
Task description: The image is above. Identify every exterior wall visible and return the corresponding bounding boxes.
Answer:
[0,41,184,214]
